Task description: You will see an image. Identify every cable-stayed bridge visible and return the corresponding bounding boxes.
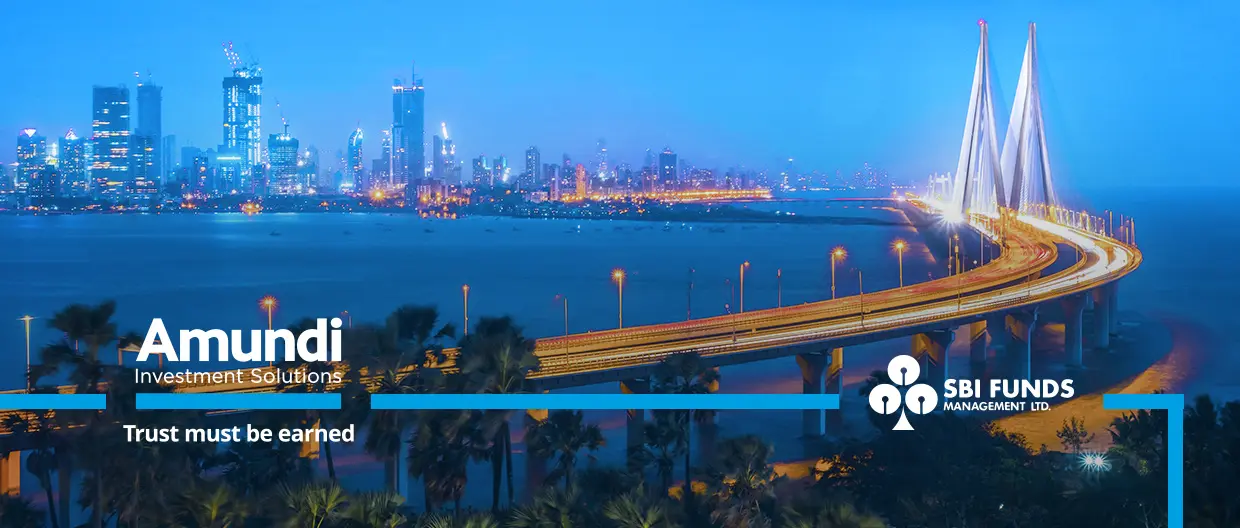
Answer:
[0,21,1142,498]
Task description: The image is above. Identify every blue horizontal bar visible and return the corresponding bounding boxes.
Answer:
[1102,393,1184,410]
[136,393,341,410]
[0,394,106,410]
[371,393,840,410]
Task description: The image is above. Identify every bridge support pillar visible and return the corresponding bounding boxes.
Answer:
[524,411,548,495]
[986,313,1009,352]
[968,320,988,367]
[796,353,827,437]
[58,451,71,527]
[620,378,650,452]
[1062,294,1086,367]
[299,417,321,459]
[0,451,19,496]
[825,347,844,428]
[1107,282,1120,336]
[1010,309,1039,380]
[911,330,953,386]
[1091,286,1111,349]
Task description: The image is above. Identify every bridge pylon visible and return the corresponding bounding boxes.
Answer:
[949,20,1007,218]
[1001,22,1058,213]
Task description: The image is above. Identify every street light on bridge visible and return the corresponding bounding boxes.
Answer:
[892,240,907,287]
[462,284,470,336]
[776,268,782,308]
[739,261,750,313]
[612,268,626,329]
[18,315,34,392]
[686,268,694,321]
[259,295,278,366]
[831,247,846,300]
[259,296,278,330]
[554,294,569,337]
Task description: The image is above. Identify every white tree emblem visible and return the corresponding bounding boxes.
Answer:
[868,354,938,430]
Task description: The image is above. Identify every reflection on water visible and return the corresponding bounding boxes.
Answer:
[995,316,1200,450]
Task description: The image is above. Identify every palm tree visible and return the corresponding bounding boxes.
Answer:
[340,491,407,528]
[636,411,683,494]
[0,495,45,528]
[1,408,60,528]
[458,315,538,512]
[178,484,249,528]
[704,435,779,528]
[47,300,117,361]
[780,503,887,528]
[409,409,489,514]
[651,352,719,505]
[414,511,500,528]
[350,305,455,494]
[603,486,675,528]
[42,301,120,528]
[283,317,348,481]
[525,410,605,489]
[508,486,590,528]
[281,482,347,528]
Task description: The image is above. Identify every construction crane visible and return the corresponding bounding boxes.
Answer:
[275,99,289,135]
[222,41,241,69]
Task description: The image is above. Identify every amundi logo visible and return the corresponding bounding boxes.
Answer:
[868,354,938,431]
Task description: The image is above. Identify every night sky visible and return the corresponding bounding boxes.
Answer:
[2,1,1235,188]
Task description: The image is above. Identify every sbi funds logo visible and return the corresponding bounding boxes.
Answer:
[869,354,1076,431]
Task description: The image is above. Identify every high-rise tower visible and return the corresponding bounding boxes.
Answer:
[524,146,541,190]
[16,129,46,194]
[91,85,130,195]
[136,79,163,180]
[221,43,262,193]
[347,128,364,192]
[659,148,677,190]
[392,66,425,190]
[59,129,87,196]
[268,124,299,194]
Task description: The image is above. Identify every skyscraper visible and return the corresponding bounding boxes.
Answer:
[130,135,157,194]
[136,80,163,181]
[595,138,608,180]
[268,125,299,195]
[524,146,541,190]
[222,63,262,192]
[300,146,322,191]
[161,135,177,177]
[546,163,560,201]
[575,164,587,198]
[659,148,677,190]
[16,129,46,195]
[58,129,87,196]
[391,67,424,189]
[91,86,130,195]
[471,156,489,187]
[491,156,507,185]
[375,130,392,187]
[347,128,364,192]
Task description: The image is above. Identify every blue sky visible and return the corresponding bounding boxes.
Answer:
[1,1,1236,187]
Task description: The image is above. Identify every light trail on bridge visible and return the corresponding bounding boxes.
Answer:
[0,197,1141,430]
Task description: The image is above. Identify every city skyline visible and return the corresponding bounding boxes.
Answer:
[1,1,1236,188]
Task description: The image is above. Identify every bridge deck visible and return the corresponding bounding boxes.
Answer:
[0,199,1141,433]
